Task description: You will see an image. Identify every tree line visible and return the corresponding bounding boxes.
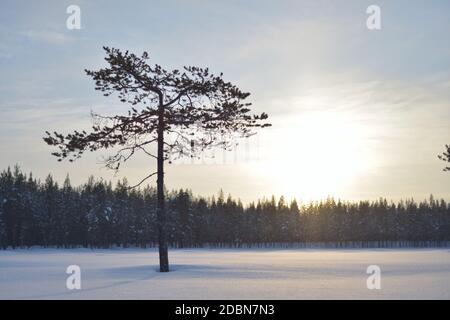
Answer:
[1,166,450,249]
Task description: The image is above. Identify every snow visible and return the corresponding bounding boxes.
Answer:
[1,248,450,299]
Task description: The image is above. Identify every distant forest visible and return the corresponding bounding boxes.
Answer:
[1,166,450,249]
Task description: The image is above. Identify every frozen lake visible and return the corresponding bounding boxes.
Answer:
[1,248,449,299]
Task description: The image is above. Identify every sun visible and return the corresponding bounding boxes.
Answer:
[253,110,373,201]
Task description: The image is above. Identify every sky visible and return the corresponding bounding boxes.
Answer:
[0,0,449,203]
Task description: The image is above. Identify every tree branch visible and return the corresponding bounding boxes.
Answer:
[127,171,157,189]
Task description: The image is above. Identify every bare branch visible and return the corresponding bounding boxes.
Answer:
[127,171,157,189]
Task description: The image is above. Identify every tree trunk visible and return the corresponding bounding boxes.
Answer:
[157,98,169,272]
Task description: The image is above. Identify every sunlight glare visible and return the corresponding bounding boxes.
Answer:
[254,108,373,201]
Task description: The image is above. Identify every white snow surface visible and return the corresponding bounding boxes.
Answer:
[1,248,450,299]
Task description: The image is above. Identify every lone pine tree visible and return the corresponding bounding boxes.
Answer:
[43,47,271,272]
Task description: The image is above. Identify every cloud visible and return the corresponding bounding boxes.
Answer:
[20,30,73,44]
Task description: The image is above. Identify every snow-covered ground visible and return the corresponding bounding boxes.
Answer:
[1,248,449,299]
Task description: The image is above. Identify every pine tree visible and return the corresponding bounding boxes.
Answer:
[43,47,270,271]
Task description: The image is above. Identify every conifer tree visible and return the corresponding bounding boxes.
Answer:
[43,47,270,271]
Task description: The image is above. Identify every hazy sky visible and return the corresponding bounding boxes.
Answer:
[0,0,449,203]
